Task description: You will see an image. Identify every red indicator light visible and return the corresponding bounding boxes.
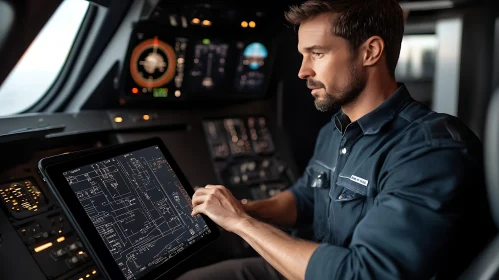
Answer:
[132,88,139,94]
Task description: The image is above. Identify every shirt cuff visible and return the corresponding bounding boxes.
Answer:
[305,243,351,280]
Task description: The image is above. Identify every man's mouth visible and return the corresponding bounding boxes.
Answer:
[310,88,321,94]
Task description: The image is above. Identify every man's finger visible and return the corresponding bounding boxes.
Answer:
[191,204,205,216]
[205,185,228,197]
[192,193,209,207]
[196,186,221,197]
[205,185,225,190]
[192,187,211,199]
[192,192,221,207]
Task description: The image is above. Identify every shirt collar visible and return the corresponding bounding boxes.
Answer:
[333,83,413,135]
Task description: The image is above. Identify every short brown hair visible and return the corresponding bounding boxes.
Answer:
[285,0,404,77]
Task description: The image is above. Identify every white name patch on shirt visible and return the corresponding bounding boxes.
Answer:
[350,175,369,186]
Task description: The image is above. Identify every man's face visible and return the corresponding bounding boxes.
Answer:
[297,14,366,112]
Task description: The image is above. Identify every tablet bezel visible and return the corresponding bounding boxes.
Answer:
[41,137,219,280]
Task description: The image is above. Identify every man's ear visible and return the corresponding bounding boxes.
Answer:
[362,36,385,67]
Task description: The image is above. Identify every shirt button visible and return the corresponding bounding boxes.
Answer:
[341,147,347,154]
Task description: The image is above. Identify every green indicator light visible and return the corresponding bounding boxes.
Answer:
[153,88,168,97]
[202,38,210,45]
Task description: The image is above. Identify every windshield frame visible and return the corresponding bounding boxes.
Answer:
[20,2,98,114]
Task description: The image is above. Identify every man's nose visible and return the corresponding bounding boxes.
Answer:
[298,60,315,80]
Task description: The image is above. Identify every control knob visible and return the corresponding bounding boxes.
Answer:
[56,249,66,256]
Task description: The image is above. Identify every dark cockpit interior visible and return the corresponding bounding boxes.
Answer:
[1,0,499,279]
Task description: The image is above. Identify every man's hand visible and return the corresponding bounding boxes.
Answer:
[192,185,318,279]
[191,185,250,232]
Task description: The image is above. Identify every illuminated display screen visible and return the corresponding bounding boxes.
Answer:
[185,38,229,93]
[123,26,273,100]
[63,146,210,280]
[233,41,269,93]
[126,33,188,99]
[0,179,48,219]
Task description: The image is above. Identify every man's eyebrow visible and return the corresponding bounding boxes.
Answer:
[303,45,327,51]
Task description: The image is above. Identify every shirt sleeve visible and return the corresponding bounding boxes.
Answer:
[286,125,332,228]
[288,172,314,227]
[304,145,484,279]
[286,123,335,228]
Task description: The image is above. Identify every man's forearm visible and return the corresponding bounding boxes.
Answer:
[234,217,319,280]
[243,190,297,228]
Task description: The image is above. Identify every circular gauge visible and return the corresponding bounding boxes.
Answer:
[130,37,177,88]
[243,42,268,70]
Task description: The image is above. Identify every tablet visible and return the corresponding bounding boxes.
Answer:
[38,137,219,280]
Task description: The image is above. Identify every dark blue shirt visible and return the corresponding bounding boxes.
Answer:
[290,84,493,279]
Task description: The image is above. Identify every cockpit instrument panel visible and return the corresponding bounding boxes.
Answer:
[233,41,269,94]
[125,30,188,99]
[186,39,229,93]
[122,23,275,102]
[0,178,49,220]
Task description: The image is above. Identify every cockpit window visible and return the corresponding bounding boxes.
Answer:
[396,35,438,81]
[0,0,89,116]
[395,34,438,107]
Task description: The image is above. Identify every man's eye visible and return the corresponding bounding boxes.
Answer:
[312,52,324,58]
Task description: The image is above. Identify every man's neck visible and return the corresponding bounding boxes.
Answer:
[342,76,399,122]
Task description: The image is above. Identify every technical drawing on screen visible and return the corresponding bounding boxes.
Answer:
[61,146,210,279]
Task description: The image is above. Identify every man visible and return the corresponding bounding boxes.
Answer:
[178,0,493,279]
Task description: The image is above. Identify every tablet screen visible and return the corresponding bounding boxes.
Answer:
[61,145,210,280]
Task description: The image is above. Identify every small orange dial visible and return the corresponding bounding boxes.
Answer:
[130,37,177,88]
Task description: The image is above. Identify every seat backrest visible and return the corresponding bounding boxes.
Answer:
[485,87,499,227]
[458,88,499,280]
